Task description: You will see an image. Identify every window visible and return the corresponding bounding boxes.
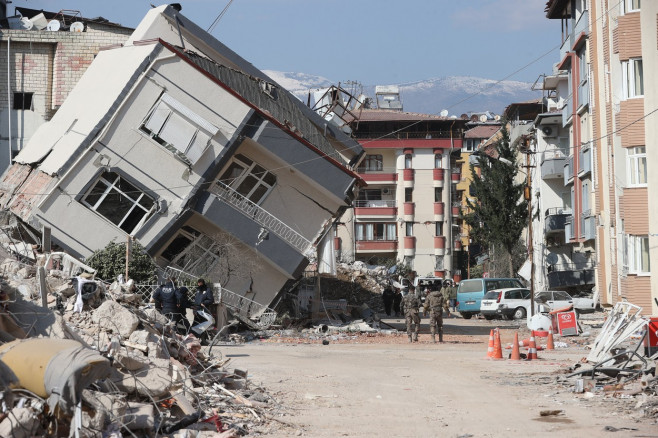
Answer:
[13,92,33,110]
[627,146,647,186]
[404,154,412,169]
[434,187,443,202]
[355,223,396,241]
[405,188,413,202]
[219,154,276,204]
[627,234,650,274]
[161,226,221,276]
[622,0,640,13]
[405,222,413,236]
[435,255,444,270]
[81,171,155,234]
[622,58,643,99]
[434,154,442,168]
[358,154,383,172]
[141,93,219,164]
[435,222,443,236]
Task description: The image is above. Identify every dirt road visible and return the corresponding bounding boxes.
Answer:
[223,316,655,437]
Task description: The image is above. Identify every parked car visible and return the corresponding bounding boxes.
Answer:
[456,278,524,319]
[519,290,598,316]
[480,288,532,320]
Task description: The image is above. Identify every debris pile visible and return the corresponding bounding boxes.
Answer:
[0,257,290,437]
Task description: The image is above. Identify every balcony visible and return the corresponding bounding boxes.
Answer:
[580,210,596,241]
[561,97,572,127]
[578,147,592,176]
[451,167,461,184]
[578,80,589,111]
[356,240,398,252]
[434,202,445,221]
[451,204,460,218]
[547,262,595,289]
[403,168,414,187]
[434,236,446,255]
[545,208,572,234]
[559,10,589,65]
[209,181,312,255]
[564,155,574,185]
[354,200,397,218]
[433,168,445,187]
[358,170,398,184]
[541,150,567,180]
[403,236,416,256]
[454,240,463,251]
[403,202,415,221]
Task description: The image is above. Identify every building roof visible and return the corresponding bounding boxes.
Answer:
[464,125,500,139]
[503,99,545,121]
[346,109,459,123]
[14,6,132,30]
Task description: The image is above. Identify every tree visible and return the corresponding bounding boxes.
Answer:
[86,240,157,283]
[464,123,527,277]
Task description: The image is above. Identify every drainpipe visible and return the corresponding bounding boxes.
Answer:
[7,36,11,167]
[37,50,178,210]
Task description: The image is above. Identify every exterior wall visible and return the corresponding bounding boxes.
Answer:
[642,1,658,315]
[0,26,132,171]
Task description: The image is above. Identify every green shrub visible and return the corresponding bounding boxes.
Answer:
[86,240,157,284]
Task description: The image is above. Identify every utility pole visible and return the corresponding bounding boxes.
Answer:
[523,137,535,317]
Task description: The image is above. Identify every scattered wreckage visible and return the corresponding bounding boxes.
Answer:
[0,256,290,438]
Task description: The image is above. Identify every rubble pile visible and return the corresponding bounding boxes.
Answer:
[317,262,392,312]
[0,258,291,437]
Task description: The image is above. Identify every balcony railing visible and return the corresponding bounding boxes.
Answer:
[209,181,312,254]
[565,216,575,240]
[564,155,574,185]
[545,208,572,234]
[578,80,589,110]
[561,96,572,127]
[541,151,567,180]
[354,200,397,208]
[546,261,595,289]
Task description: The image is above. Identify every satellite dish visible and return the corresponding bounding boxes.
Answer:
[440,109,449,117]
[546,253,558,265]
[46,20,61,31]
[494,115,501,121]
[479,114,488,122]
[20,17,34,30]
[70,22,84,32]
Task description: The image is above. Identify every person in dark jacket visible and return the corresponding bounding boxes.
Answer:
[153,278,180,324]
[176,286,192,332]
[382,286,394,316]
[192,278,215,326]
[392,288,402,317]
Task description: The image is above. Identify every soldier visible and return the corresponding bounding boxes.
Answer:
[401,286,420,342]
[449,280,458,312]
[440,280,452,318]
[426,285,445,343]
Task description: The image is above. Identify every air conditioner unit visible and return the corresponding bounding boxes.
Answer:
[382,187,391,195]
[542,126,556,137]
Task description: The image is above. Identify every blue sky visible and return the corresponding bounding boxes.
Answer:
[13,0,559,85]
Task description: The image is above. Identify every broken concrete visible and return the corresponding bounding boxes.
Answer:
[92,300,139,338]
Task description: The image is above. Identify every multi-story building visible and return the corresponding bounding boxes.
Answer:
[539,0,656,314]
[0,6,133,171]
[335,88,467,278]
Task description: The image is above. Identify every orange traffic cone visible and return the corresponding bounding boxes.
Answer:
[491,328,503,360]
[527,330,538,360]
[510,332,521,360]
[486,329,494,358]
[546,329,555,350]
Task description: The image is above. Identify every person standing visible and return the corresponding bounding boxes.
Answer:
[153,278,180,324]
[382,286,394,316]
[401,289,420,342]
[426,286,445,343]
[449,280,458,312]
[440,280,452,318]
[393,288,402,317]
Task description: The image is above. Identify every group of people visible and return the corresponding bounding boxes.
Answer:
[382,277,459,344]
[152,277,215,332]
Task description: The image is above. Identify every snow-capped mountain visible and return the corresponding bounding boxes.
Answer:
[263,70,542,116]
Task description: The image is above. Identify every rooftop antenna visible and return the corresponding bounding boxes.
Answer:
[207,0,235,34]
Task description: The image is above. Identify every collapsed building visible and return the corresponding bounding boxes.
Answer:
[0,4,364,313]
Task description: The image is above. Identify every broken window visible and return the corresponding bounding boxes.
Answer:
[141,93,219,165]
[161,226,221,276]
[218,154,276,204]
[81,171,155,234]
[13,92,33,110]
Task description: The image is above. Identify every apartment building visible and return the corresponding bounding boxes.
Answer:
[335,89,467,278]
[540,0,656,314]
[0,7,133,171]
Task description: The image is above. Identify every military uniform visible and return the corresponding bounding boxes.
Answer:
[401,293,420,342]
[441,284,452,317]
[426,290,445,343]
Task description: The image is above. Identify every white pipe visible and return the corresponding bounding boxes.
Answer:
[7,36,11,168]
[37,50,178,209]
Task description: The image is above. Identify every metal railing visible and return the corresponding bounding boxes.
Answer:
[209,181,312,255]
[354,199,397,208]
[545,207,572,217]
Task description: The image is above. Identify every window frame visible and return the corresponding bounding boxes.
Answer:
[621,58,644,99]
[405,222,414,237]
[161,226,222,276]
[621,0,640,14]
[434,153,442,168]
[358,154,383,172]
[218,153,277,205]
[627,146,647,187]
[627,234,650,275]
[80,170,156,234]
[355,222,397,241]
[13,92,33,110]
[404,154,413,169]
